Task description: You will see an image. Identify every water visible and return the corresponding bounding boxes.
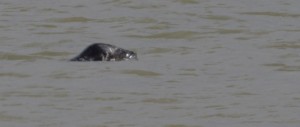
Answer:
[1,0,300,127]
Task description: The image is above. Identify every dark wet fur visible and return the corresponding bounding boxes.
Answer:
[70,43,137,61]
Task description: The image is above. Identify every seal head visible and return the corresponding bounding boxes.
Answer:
[70,43,137,61]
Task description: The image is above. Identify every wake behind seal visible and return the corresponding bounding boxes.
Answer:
[70,43,138,62]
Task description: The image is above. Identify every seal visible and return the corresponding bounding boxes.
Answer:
[70,43,138,61]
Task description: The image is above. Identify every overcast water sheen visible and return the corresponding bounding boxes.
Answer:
[2,0,300,127]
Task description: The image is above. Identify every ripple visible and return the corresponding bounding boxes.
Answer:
[133,18,157,23]
[78,97,123,101]
[144,47,193,55]
[145,47,173,54]
[47,17,95,23]
[1,90,69,98]
[30,24,57,28]
[164,124,202,127]
[142,98,178,104]
[120,69,162,77]
[100,0,132,5]
[213,28,244,34]
[201,113,254,119]
[3,6,35,12]
[128,4,166,9]
[266,42,300,49]
[0,51,68,61]
[126,31,200,39]
[146,22,172,30]
[22,40,72,48]
[174,0,199,4]
[177,73,198,76]
[0,72,30,78]
[231,91,258,97]
[204,105,227,110]
[201,15,233,20]
[95,17,130,23]
[240,12,300,18]
[0,112,26,122]
[48,71,85,79]
[30,51,71,57]
[0,52,35,61]
[264,63,300,72]
[276,66,300,72]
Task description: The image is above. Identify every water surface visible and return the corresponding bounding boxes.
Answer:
[1,0,300,127]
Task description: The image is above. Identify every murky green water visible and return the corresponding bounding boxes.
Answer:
[1,0,300,127]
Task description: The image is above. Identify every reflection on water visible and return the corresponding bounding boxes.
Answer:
[1,0,300,127]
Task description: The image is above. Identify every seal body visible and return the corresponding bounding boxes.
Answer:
[70,43,137,61]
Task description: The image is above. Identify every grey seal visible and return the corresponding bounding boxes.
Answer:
[70,43,137,61]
